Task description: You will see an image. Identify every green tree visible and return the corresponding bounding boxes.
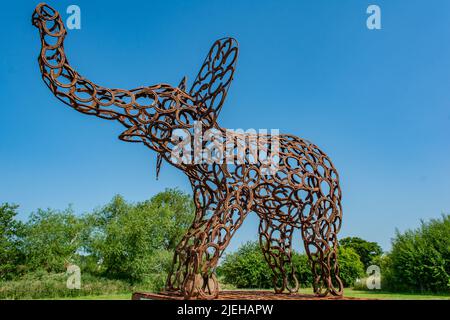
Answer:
[22,206,84,273]
[0,203,25,280]
[385,214,450,293]
[291,252,313,287]
[338,246,365,287]
[219,241,365,289]
[340,237,382,269]
[218,241,273,288]
[90,189,194,284]
[146,189,196,250]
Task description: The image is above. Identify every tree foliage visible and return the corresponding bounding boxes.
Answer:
[22,206,85,273]
[340,236,382,269]
[384,214,450,293]
[218,241,363,289]
[2,192,449,296]
[0,203,25,280]
[337,246,365,287]
[218,241,273,288]
[86,189,194,283]
[1,188,194,285]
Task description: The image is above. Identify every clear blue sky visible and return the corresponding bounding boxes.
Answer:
[1,0,449,252]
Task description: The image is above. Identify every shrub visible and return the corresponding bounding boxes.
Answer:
[384,214,450,293]
[340,237,382,269]
[0,189,195,298]
[338,246,365,287]
[352,254,389,291]
[21,206,85,273]
[218,242,273,289]
[291,252,314,287]
[218,240,365,289]
[0,203,25,280]
[88,190,194,283]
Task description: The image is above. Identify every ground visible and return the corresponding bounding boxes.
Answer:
[56,288,450,300]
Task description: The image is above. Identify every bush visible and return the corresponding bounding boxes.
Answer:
[0,203,25,280]
[291,253,313,287]
[88,190,194,283]
[384,214,450,293]
[338,246,365,287]
[21,206,85,274]
[218,241,364,289]
[0,189,196,298]
[340,237,382,269]
[218,242,273,289]
[352,254,389,291]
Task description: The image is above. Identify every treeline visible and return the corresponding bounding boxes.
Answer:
[217,238,377,289]
[0,190,449,298]
[218,215,450,294]
[0,189,194,298]
[380,214,450,292]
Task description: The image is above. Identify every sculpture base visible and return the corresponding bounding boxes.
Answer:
[132,290,367,300]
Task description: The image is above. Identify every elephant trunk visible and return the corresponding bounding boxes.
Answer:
[31,3,187,155]
[32,3,70,96]
[31,3,142,122]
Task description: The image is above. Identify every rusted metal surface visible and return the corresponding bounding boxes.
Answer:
[33,3,344,300]
[132,291,365,301]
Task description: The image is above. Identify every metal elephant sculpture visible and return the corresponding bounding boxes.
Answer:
[32,3,344,299]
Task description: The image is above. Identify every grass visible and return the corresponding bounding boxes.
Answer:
[63,293,133,300]
[48,288,450,300]
[301,288,450,300]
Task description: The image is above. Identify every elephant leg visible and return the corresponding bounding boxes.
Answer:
[184,203,249,299]
[301,197,343,296]
[167,202,248,299]
[259,218,299,294]
[165,221,204,293]
[166,183,220,294]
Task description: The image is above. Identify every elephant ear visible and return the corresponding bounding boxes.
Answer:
[155,75,188,180]
[189,37,238,121]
